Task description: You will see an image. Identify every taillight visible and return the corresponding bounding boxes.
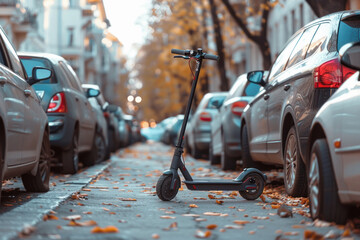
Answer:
[342,65,356,81]
[103,112,110,118]
[314,58,355,89]
[199,112,212,121]
[47,92,67,113]
[231,101,248,116]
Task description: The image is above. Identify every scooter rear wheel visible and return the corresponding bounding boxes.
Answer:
[239,173,265,200]
[156,174,180,201]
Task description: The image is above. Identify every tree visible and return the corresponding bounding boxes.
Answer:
[221,0,272,70]
[306,0,347,17]
[209,0,229,91]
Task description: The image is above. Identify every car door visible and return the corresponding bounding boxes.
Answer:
[265,31,305,164]
[61,62,95,151]
[0,30,46,164]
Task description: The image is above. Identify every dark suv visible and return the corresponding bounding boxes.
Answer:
[20,53,101,174]
[240,11,360,197]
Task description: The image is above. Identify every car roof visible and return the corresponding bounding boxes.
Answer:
[18,51,66,64]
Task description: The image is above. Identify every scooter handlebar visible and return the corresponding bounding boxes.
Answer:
[171,48,219,61]
[204,53,219,61]
[171,48,188,55]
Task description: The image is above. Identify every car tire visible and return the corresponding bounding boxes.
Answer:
[209,139,220,165]
[191,144,202,159]
[62,131,79,174]
[82,130,106,167]
[22,131,51,192]
[241,124,260,168]
[108,128,116,153]
[221,134,236,170]
[308,139,348,224]
[0,139,3,203]
[283,126,307,197]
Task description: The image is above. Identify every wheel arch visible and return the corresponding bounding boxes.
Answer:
[281,112,295,158]
[307,122,327,166]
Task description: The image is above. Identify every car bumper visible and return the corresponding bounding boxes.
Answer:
[48,115,75,150]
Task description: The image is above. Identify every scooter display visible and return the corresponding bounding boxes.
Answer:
[156,48,267,201]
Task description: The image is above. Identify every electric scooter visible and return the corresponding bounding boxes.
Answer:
[156,48,267,201]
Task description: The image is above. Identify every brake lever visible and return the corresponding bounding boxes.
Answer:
[174,55,190,59]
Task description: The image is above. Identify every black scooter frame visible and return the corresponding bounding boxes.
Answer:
[160,48,266,199]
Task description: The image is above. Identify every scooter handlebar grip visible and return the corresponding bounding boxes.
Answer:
[204,53,219,61]
[171,49,187,55]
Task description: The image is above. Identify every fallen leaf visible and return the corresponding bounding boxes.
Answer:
[203,212,221,216]
[233,220,251,225]
[68,220,97,227]
[195,218,207,222]
[194,197,207,200]
[152,233,160,239]
[163,222,178,231]
[182,214,200,217]
[225,225,243,229]
[195,230,212,238]
[63,215,81,221]
[82,188,91,191]
[284,231,299,236]
[160,216,175,219]
[43,214,59,221]
[91,226,119,233]
[118,198,137,201]
[206,224,217,230]
[215,200,224,205]
[259,195,266,202]
[342,229,351,237]
[271,205,280,209]
[189,204,198,208]
[208,194,216,199]
[249,230,256,235]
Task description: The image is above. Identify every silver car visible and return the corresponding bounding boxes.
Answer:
[185,92,227,159]
[210,73,262,170]
[0,26,52,202]
[307,42,360,224]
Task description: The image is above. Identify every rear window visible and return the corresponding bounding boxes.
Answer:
[20,57,57,84]
[206,95,226,109]
[338,16,360,51]
[243,82,261,96]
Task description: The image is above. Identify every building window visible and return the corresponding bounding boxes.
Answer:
[300,4,304,27]
[67,27,74,47]
[291,9,296,34]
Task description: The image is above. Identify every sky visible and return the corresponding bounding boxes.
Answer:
[103,0,152,66]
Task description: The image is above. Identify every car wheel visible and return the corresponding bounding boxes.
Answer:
[284,126,307,197]
[221,134,236,170]
[191,144,201,159]
[241,124,260,168]
[82,131,106,167]
[22,131,51,192]
[62,131,79,174]
[209,139,220,165]
[0,139,3,203]
[108,128,116,153]
[308,139,348,224]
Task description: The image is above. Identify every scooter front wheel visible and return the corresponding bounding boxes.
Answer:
[156,174,181,201]
[239,172,265,200]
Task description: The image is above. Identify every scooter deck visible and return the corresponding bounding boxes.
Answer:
[183,179,255,191]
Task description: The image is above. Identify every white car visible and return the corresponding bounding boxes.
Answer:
[307,42,360,224]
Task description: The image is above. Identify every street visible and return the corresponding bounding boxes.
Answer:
[0,141,358,240]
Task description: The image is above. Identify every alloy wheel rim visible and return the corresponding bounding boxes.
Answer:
[39,137,50,183]
[285,134,297,189]
[73,134,79,166]
[309,152,320,216]
[96,134,105,162]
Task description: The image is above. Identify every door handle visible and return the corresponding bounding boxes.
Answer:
[0,76,7,85]
[24,89,32,97]
[284,84,291,91]
[264,94,269,100]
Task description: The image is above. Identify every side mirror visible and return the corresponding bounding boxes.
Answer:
[28,67,52,85]
[211,100,221,109]
[86,88,100,98]
[247,71,266,87]
[340,42,360,70]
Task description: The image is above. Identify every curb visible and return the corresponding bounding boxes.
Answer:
[0,160,112,240]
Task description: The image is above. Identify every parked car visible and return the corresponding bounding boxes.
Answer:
[307,42,360,224]
[210,73,263,170]
[240,11,359,197]
[20,53,101,174]
[111,105,129,148]
[81,84,121,156]
[185,92,227,159]
[141,116,176,142]
[81,84,108,163]
[162,114,184,146]
[0,26,53,201]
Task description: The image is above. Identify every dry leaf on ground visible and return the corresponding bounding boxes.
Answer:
[91,226,119,233]
[195,230,212,238]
